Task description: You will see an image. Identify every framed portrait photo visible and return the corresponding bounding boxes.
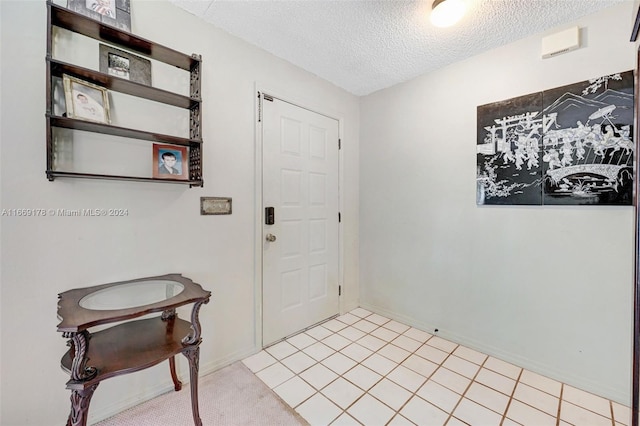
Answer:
[99,44,152,85]
[67,0,132,32]
[63,74,111,124]
[153,144,189,180]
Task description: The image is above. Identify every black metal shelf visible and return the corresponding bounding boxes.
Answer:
[46,171,203,187]
[48,115,201,147]
[48,1,199,71]
[46,2,203,188]
[49,58,200,109]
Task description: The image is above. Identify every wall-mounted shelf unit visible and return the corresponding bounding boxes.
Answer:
[45,1,203,187]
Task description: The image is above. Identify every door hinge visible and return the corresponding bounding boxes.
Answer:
[338,212,341,223]
[338,139,341,150]
[339,285,342,296]
[258,93,273,122]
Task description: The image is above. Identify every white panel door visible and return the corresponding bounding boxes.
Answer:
[262,96,339,346]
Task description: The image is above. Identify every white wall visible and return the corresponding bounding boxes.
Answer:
[0,0,359,424]
[359,2,636,404]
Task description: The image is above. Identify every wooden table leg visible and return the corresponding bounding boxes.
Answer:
[182,346,202,426]
[66,383,99,426]
[169,356,183,391]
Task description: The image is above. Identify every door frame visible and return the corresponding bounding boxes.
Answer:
[253,82,345,349]
[632,42,640,426]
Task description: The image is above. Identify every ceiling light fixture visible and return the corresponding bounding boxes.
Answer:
[430,0,466,28]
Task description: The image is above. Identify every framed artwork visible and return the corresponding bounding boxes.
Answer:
[63,74,111,124]
[477,70,634,206]
[67,0,131,32]
[99,44,152,85]
[153,144,188,180]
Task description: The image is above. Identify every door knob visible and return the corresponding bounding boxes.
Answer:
[266,233,277,242]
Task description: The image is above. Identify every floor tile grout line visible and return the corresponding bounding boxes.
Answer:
[321,313,400,424]
[376,332,445,425]
[264,313,341,350]
[252,309,629,426]
[441,343,464,425]
[333,312,472,372]
[443,346,491,425]
[329,312,425,424]
[377,332,441,425]
[501,366,523,426]
[320,310,445,425]
[264,328,479,423]
[271,312,490,424]
[288,311,399,423]
[343,312,556,424]
[504,370,574,424]
[610,399,615,426]
[510,380,612,425]
[557,383,563,426]
[400,345,568,420]
[559,399,617,425]
[400,352,489,423]
[514,379,560,402]
[565,391,619,422]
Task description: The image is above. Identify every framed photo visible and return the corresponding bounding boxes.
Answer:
[153,144,189,180]
[67,0,132,32]
[63,74,111,124]
[100,44,152,85]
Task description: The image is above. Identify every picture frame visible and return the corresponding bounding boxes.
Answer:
[67,0,132,33]
[63,74,111,124]
[153,144,189,180]
[99,44,152,85]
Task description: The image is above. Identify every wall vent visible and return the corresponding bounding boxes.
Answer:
[541,26,580,59]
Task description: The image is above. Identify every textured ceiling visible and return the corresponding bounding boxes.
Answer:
[169,0,627,96]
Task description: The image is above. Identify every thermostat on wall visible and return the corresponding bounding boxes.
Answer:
[541,26,580,59]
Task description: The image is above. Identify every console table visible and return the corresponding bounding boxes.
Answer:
[57,274,211,426]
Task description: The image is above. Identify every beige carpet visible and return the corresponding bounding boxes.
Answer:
[95,361,308,425]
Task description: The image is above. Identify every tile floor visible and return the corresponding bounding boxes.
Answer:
[242,308,631,426]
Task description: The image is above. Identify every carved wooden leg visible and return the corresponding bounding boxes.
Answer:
[162,310,183,391]
[66,384,99,426]
[169,356,182,391]
[63,331,97,382]
[182,346,202,426]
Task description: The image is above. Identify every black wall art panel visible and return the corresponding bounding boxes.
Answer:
[476,92,543,205]
[477,71,634,206]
